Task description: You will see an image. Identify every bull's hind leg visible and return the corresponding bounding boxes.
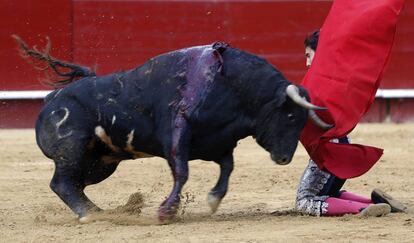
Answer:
[208,152,234,213]
[47,134,103,219]
[38,105,109,220]
[50,159,101,218]
[51,155,119,222]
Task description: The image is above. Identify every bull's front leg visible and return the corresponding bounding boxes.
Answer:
[158,114,190,222]
[208,152,234,213]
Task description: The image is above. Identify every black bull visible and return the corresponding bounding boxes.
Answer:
[19,40,328,222]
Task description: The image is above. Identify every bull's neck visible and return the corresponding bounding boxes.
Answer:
[231,71,291,116]
[220,48,292,116]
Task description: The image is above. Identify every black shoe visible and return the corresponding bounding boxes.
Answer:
[371,188,407,213]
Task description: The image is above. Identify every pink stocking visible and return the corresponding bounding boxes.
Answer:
[325,197,371,216]
[339,191,373,204]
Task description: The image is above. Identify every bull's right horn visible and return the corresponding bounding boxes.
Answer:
[286,85,325,110]
[285,85,333,130]
[308,110,334,130]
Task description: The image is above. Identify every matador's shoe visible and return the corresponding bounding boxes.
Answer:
[371,188,407,213]
[360,203,391,217]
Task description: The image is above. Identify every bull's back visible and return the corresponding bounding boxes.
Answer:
[35,46,257,161]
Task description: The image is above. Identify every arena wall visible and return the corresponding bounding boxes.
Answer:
[1,0,413,128]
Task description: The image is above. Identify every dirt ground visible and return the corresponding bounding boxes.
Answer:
[1,124,413,242]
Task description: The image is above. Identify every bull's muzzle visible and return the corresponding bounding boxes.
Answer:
[271,153,292,165]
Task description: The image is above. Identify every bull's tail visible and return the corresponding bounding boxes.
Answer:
[12,35,95,88]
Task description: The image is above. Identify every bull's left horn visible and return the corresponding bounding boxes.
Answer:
[286,85,325,110]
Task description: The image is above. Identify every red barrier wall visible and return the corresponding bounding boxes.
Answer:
[1,0,413,128]
[72,0,330,83]
[391,99,414,123]
[0,0,72,90]
[0,100,43,128]
[382,3,414,89]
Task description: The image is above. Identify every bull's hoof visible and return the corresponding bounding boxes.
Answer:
[77,206,102,224]
[207,193,222,214]
[79,216,91,224]
[157,206,177,224]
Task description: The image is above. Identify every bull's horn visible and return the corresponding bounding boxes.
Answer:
[308,110,334,130]
[285,85,333,130]
[286,85,325,110]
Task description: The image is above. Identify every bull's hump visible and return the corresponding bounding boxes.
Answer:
[177,45,211,54]
[176,42,228,56]
[171,43,226,118]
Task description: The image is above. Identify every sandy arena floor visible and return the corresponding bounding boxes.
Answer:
[0,124,413,242]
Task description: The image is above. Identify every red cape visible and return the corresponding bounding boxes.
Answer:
[300,0,404,179]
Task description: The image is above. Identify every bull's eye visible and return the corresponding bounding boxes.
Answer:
[287,113,296,122]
